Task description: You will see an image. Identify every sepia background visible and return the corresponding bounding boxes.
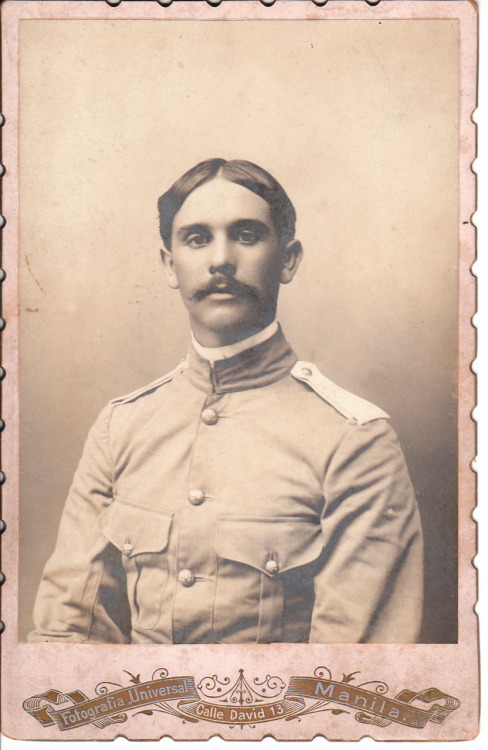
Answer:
[18,18,459,642]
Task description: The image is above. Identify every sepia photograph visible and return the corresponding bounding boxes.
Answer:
[27,155,425,646]
[18,13,457,647]
[1,0,477,742]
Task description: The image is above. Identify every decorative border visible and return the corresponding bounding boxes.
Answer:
[23,666,460,731]
[0,0,478,741]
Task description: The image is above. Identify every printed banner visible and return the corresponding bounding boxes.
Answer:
[23,672,199,731]
[23,666,460,731]
[287,676,460,728]
[177,697,305,725]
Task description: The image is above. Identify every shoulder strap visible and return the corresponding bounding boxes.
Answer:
[111,358,188,405]
[291,361,390,425]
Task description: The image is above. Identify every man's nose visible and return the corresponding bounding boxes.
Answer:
[209,234,236,276]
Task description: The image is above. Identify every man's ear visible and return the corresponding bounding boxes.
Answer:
[160,247,179,289]
[280,239,303,284]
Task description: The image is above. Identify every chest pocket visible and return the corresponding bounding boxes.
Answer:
[214,516,324,644]
[99,500,173,631]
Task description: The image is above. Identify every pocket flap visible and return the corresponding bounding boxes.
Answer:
[216,516,323,576]
[99,500,173,557]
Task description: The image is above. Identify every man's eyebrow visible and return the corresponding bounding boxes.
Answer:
[175,223,210,238]
[230,219,271,236]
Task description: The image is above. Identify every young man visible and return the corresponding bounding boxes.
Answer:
[30,158,423,645]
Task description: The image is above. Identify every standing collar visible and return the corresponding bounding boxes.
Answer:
[185,325,297,394]
[191,320,279,363]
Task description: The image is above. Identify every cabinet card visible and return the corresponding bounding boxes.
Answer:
[0,0,478,741]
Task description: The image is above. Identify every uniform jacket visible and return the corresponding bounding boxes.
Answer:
[30,328,423,644]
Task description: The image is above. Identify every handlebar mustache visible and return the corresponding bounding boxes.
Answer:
[191,279,258,301]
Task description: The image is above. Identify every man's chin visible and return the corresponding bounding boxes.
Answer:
[191,310,273,346]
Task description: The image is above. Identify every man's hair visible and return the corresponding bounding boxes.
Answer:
[158,158,296,251]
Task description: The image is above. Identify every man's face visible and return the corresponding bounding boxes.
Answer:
[162,178,301,347]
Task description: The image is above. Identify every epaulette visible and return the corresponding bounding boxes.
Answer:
[110,358,188,406]
[291,361,390,425]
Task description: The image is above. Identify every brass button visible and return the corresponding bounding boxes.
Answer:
[122,542,133,556]
[188,489,205,506]
[178,569,195,587]
[265,559,279,576]
[301,366,312,377]
[201,408,218,425]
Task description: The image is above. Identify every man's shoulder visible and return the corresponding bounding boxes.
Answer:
[109,359,188,407]
[290,361,390,426]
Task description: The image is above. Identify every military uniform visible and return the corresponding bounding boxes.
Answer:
[30,327,423,644]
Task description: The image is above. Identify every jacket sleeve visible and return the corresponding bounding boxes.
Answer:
[310,419,423,643]
[28,404,131,643]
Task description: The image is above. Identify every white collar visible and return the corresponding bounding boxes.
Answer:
[191,320,279,363]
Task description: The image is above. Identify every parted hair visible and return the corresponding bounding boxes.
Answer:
[158,158,296,251]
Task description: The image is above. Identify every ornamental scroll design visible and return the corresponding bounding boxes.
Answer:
[22,666,461,732]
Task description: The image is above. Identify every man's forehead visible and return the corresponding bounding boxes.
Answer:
[172,178,273,229]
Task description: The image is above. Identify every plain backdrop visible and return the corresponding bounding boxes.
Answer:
[18,18,459,643]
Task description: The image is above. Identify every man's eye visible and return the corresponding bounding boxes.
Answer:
[187,233,209,248]
[236,231,259,246]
